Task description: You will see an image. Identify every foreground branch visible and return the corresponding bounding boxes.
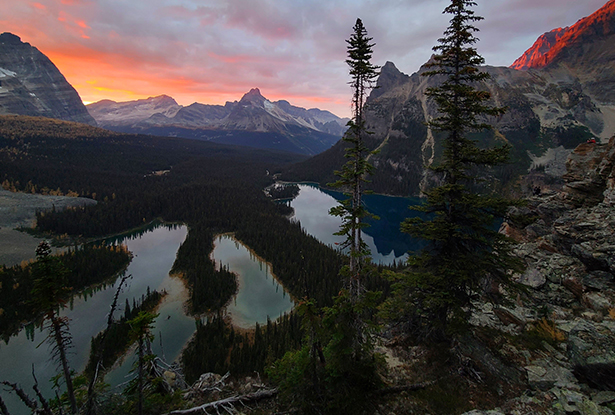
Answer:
[166,388,278,415]
[1,381,37,411]
[0,395,10,415]
[378,380,436,395]
[31,367,53,415]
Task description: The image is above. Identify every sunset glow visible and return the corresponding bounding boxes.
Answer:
[1,0,608,117]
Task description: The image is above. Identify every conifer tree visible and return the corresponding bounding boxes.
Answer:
[269,20,383,414]
[127,311,157,415]
[30,241,78,414]
[385,0,522,340]
[329,17,379,300]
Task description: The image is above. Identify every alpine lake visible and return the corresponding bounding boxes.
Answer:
[0,184,421,413]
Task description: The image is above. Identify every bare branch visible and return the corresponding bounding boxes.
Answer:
[84,273,131,415]
[31,366,53,415]
[0,394,11,415]
[1,381,37,411]
[166,388,278,415]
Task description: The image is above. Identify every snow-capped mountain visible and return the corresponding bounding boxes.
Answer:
[87,95,182,126]
[87,88,348,155]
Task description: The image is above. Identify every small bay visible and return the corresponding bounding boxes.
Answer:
[211,234,294,329]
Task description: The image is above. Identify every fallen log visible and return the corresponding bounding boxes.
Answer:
[378,380,436,395]
[166,388,278,415]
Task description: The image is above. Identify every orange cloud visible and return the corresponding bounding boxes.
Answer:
[207,52,255,65]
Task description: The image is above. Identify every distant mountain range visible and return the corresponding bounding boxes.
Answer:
[87,88,348,155]
[2,0,614,171]
[0,31,346,156]
[0,33,95,125]
[284,0,615,196]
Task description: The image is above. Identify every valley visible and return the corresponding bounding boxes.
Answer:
[0,1,615,414]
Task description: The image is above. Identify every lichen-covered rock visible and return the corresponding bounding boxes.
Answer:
[563,137,615,208]
[567,320,615,366]
[525,359,578,391]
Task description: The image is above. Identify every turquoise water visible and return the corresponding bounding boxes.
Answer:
[289,184,425,265]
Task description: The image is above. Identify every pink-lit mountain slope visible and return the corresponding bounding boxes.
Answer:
[511,0,615,70]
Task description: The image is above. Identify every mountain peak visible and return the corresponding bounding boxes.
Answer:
[0,32,95,124]
[371,61,409,100]
[0,32,24,45]
[240,88,266,104]
[510,27,569,70]
[511,0,615,70]
[146,94,179,105]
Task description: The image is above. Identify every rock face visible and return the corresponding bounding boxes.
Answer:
[510,28,570,71]
[0,33,95,125]
[512,0,615,71]
[563,137,615,207]
[287,1,615,196]
[87,88,347,155]
[459,138,615,414]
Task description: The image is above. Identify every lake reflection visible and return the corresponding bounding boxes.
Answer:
[212,235,294,328]
[288,184,425,265]
[0,225,189,414]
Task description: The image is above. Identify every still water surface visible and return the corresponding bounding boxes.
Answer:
[0,186,418,412]
[0,225,294,413]
[0,224,189,413]
[288,184,425,265]
[212,234,294,329]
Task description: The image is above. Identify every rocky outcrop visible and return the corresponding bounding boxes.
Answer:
[563,137,615,207]
[0,33,95,125]
[469,138,615,414]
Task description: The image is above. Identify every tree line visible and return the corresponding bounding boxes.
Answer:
[0,244,131,342]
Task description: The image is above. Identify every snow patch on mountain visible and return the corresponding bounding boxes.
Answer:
[0,68,16,78]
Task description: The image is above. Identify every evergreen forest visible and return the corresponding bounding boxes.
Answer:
[1,0,600,412]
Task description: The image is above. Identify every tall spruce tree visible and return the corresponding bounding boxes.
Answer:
[384,0,522,340]
[268,20,383,414]
[329,17,379,301]
[127,311,157,415]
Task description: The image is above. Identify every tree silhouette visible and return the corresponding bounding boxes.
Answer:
[329,18,380,301]
[385,0,523,340]
[127,311,157,415]
[30,241,77,414]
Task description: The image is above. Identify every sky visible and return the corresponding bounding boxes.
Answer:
[1,0,609,118]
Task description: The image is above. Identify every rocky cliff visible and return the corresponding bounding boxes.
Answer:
[285,1,615,197]
[0,33,95,125]
[456,138,615,414]
[510,28,570,71]
[512,0,615,71]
